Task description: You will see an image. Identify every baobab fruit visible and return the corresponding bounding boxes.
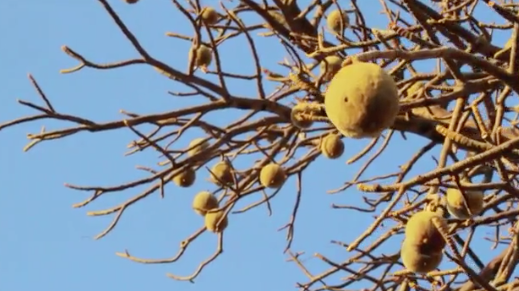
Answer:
[188,138,209,157]
[327,9,349,33]
[400,240,443,273]
[209,161,234,186]
[205,209,228,233]
[192,191,219,216]
[324,61,400,139]
[320,134,344,159]
[173,167,196,188]
[188,45,213,71]
[259,163,287,189]
[445,188,484,219]
[124,0,139,3]
[200,7,219,25]
[290,103,314,129]
[405,210,447,254]
[319,55,343,81]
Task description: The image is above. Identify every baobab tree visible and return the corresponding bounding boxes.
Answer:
[3,0,519,290]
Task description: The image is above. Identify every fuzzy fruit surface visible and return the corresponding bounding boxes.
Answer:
[192,191,219,216]
[205,210,228,233]
[320,55,343,81]
[259,163,286,189]
[209,161,234,186]
[188,138,209,157]
[173,168,196,187]
[321,134,345,159]
[400,239,443,273]
[327,10,349,33]
[324,62,399,139]
[446,188,484,219]
[404,210,447,254]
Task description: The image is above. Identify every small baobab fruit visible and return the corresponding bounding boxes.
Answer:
[259,163,287,189]
[200,7,219,25]
[188,138,209,157]
[324,61,400,139]
[290,103,314,129]
[327,9,349,33]
[188,45,213,72]
[319,55,343,81]
[405,210,447,254]
[209,161,234,186]
[445,187,484,219]
[192,191,219,216]
[400,240,443,273]
[320,134,344,159]
[205,209,228,233]
[173,167,196,188]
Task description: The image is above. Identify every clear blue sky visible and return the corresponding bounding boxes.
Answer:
[0,1,515,291]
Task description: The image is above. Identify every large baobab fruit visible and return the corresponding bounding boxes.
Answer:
[319,55,343,81]
[445,188,484,219]
[404,210,447,254]
[209,161,234,186]
[259,163,287,189]
[188,138,209,157]
[192,191,219,216]
[173,167,196,188]
[400,240,443,273]
[188,45,213,71]
[324,61,400,139]
[200,7,219,24]
[205,209,228,233]
[327,9,349,33]
[320,134,345,159]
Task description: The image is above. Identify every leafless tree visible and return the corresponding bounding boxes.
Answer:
[4,0,519,290]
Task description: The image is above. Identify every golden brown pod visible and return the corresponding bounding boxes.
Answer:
[400,240,443,273]
[192,191,219,216]
[445,188,484,219]
[320,134,345,159]
[324,61,399,139]
[319,55,343,81]
[327,10,349,33]
[404,210,447,254]
[205,209,228,233]
[187,138,209,157]
[209,161,234,186]
[259,163,287,189]
[173,167,196,188]
[188,45,213,70]
[200,7,219,25]
[290,103,314,129]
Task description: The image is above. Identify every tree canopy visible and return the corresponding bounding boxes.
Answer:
[4,0,519,290]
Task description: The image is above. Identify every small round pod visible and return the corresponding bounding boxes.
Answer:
[192,191,219,216]
[400,240,443,274]
[290,103,314,129]
[200,7,219,25]
[327,9,349,33]
[209,161,234,186]
[188,45,213,70]
[188,138,209,157]
[205,209,228,233]
[324,61,400,139]
[173,167,196,188]
[259,163,287,189]
[319,55,343,81]
[445,187,484,219]
[320,134,345,159]
[404,210,447,254]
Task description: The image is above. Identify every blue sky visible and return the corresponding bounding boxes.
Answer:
[1,1,516,291]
